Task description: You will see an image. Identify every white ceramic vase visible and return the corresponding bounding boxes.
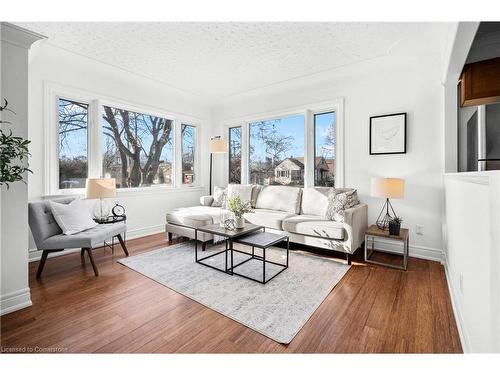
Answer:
[234,217,245,229]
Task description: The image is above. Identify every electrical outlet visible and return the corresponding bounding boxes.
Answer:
[416,225,424,235]
[459,273,464,294]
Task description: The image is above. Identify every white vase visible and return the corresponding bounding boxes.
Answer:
[234,217,245,229]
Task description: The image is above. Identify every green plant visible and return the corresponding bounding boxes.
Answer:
[0,129,32,189]
[389,216,403,225]
[227,195,253,218]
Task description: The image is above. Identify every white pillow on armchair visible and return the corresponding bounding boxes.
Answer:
[50,199,98,235]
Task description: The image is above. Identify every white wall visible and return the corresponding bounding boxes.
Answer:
[213,54,446,260]
[444,171,500,352]
[26,43,213,259]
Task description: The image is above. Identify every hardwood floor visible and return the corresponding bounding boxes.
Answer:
[0,233,462,353]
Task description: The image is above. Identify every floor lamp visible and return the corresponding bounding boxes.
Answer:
[209,136,228,195]
[371,177,405,230]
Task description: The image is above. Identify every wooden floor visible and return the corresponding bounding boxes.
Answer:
[0,233,462,353]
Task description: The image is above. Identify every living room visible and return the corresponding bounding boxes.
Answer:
[1,0,499,371]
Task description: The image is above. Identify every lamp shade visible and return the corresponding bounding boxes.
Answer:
[209,136,228,153]
[371,177,404,199]
[85,178,116,199]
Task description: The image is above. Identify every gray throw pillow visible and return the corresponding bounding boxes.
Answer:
[211,186,227,207]
[325,189,359,222]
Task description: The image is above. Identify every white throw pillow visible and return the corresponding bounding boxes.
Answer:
[227,184,253,204]
[50,199,98,235]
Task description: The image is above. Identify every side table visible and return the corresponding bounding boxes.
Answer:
[364,224,409,270]
[93,215,127,253]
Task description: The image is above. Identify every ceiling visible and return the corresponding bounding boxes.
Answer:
[17,22,449,99]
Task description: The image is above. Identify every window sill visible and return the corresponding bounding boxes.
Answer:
[43,185,206,199]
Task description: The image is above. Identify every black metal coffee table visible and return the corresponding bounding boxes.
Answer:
[194,223,289,283]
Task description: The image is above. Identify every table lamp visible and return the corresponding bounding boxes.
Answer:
[209,136,228,195]
[371,177,404,230]
[86,178,117,220]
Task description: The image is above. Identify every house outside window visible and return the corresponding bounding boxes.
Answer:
[314,111,336,187]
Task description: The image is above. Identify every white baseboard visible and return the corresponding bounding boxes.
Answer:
[442,252,469,353]
[371,238,443,263]
[28,224,165,262]
[0,287,32,316]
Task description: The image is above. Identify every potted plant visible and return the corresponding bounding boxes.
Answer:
[388,216,403,236]
[227,195,253,229]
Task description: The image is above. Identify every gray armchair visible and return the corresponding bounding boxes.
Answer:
[28,198,129,277]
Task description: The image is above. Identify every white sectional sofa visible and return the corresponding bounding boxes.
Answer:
[165,185,368,264]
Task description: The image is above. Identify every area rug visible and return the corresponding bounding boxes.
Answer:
[118,241,350,344]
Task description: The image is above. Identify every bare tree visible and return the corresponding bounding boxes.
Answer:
[102,106,172,187]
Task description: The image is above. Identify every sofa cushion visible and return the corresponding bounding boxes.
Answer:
[300,187,332,216]
[244,209,294,230]
[282,215,345,240]
[166,206,220,228]
[41,222,127,250]
[255,186,302,214]
[227,184,253,204]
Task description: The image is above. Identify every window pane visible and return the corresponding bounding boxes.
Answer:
[182,124,196,184]
[229,126,242,183]
[58,98,88,189]
[314,112,335,187]
[249,114,305,187]
[102,106,173,188]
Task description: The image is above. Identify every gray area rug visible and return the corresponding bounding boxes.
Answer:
[118,241,350,344]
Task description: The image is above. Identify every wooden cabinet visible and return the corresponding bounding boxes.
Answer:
[460,57,500,107]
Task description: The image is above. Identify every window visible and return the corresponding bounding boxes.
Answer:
[314,111,335,187]
[102,105,174,188]
[249,114,305,187]
[181,124,196,184]
[58,98,89,189]
[229,126,242,183]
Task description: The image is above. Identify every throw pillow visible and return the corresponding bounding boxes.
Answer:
[325,189,359,222]
[50,199,98,235]
[211,186,227,207]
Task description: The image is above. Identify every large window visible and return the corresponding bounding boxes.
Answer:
[314,111,336,187]
[249,114,305,187]
[229,126,242,183]
[58,98,88,189]
[181,124,196,184]
[102,106,174,188]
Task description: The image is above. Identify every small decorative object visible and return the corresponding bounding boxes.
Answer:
[369,113,406,155]
[112,202,126,217]
[219,192,232,228]
[371,177,405,230]
[223,218,235,231]
[85,178,117,220]
[227,195,253,229]
[388,216,403,236]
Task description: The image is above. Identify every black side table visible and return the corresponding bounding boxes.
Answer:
[93,215,127,253]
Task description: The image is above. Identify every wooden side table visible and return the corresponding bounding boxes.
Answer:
[364,224,409,270]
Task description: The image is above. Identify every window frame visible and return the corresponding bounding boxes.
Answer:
[45,82,203,196]
[223,99,344,188]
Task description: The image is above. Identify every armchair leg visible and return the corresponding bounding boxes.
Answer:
[346,253,352,265]
[116,234,129,256]
[85,248,99,276]
[36,251,49,279]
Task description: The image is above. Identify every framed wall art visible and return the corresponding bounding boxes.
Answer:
[369,112,407,155]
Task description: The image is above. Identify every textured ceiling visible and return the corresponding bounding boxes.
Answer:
[17,22,449,99]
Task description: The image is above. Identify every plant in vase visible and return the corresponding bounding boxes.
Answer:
[388,216,403,236]
[227,195,253,229]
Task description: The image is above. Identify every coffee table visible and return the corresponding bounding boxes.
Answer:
[194,223,289,283]
[194,223,264,274]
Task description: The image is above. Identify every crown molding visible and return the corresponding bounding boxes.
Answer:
[1,22,46,49]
